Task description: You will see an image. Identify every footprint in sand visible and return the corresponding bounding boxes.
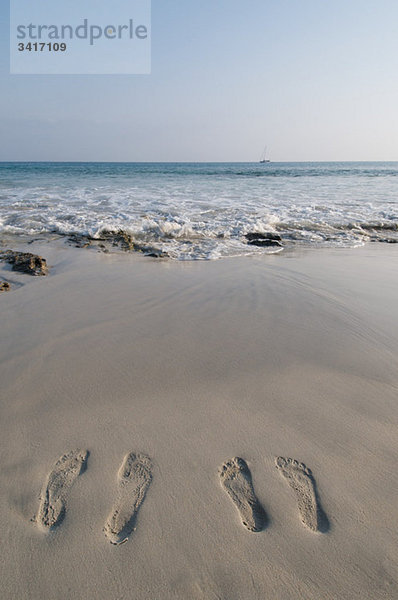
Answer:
[275,457,329,532]
[36,449,89,530]
[104,452,153,545]
[219,457,267,532]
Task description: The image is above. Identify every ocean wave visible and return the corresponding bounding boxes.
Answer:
[0,162,397,259]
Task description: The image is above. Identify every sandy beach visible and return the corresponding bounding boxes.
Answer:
[1,242,397,599]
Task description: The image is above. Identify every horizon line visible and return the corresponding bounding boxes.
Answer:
[1,160,398,164]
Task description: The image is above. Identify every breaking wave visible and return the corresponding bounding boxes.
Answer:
[0,161,397,259]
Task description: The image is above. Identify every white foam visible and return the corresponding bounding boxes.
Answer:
[0,163,397,259]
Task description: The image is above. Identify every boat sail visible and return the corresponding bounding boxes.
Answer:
[259,145,270,163]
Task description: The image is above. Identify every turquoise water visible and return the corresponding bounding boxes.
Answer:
[0,162,397,259]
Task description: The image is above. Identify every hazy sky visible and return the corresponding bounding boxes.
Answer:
[0,0,397,161]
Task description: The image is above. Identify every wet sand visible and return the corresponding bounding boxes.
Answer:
[0,242,397,599]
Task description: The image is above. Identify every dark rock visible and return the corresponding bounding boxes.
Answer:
[245,232,282,242]
[360,223,397,232]
[68,230,169,258]
[248,239,283,248]
[369,236,398,244]
[98,230,134,250]
[0,281,10,292]
[67,234,92,248]
[0,250,48,276]
[245,231,283,248]
[133,242,169,258]
[98,232,168,257]
[145,252,166,258]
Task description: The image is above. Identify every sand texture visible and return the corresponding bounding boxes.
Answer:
[275,456,328,532]
[1,242,398,599]
[104,452,153,545]
[36,449,88,530]
[219,457,267,532]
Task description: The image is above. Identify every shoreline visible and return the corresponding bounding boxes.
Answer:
[1,243,398,599]
[2,162,398,260]
[1,227,397,265]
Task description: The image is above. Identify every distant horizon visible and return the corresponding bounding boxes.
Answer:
[1,159,398,164]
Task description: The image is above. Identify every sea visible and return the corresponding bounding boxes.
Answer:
[0,162,397,260]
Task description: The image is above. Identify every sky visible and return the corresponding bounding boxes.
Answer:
[0,0,397,162]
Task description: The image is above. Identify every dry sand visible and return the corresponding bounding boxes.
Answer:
[0,242,397,599]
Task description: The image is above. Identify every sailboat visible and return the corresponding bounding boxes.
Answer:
[259,145,270,163]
